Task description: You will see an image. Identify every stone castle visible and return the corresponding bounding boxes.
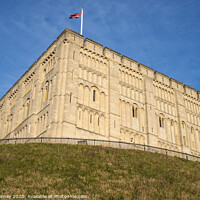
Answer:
[0,28,200,157]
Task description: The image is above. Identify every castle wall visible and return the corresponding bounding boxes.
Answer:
[0,28,200,157]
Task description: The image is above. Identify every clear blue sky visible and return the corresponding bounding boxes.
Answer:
[0,0,200,98]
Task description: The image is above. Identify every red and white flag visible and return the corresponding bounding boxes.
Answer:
[69,13,81,19]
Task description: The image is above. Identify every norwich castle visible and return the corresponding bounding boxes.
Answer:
[0,28,200,157]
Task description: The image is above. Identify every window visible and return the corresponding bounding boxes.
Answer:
[90,114,92,124]
[45,81,49,101]
[70,93,72,103]
[132,104,138,118]
[98,117,100,126]
[73,51,75,59]
[93,90,96,102]
[26,99,30,118]
[159,114,165,128]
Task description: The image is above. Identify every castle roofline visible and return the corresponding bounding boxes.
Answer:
[121,55,138,64]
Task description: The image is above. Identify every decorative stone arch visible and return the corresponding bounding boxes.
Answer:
[128,74,132,85]
[158,87,162,97]
[135,77,139,88]
[88,111,94,132]
[44,81,49,101]
[94,112,99,133]
[141,108,145,131]
[83,54,87,66]
[78,84,84,104]
[83,108,89,130]
[88,56,91,68]
[77,107,82,128]
[125,72,128,84]
[84,85,90,106]
[174,121,178,145]
[100,92,105,111]
[100,114,105,134]
[182,121,185,129]
[80,52,83,64]
[26,98,30,118]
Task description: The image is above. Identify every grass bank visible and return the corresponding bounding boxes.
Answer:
[0,143,200,199]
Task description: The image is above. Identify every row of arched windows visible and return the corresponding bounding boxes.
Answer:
[155,99,175,116]
[42,56,55,76]
[157,114,179,145]
[158,141,179,152]
[182,125,200,151]
[78,84,106,112]
[39,80,53,109]
[4,114,13,136]
[79,67,107,88]
[77,107,106,135]
[80,52,108,75]
[184,98,200,114]
[153,84,174,103]
[36,112,49,135]
[187,112,200,125]
[119,70,143,90]
[17,98,30,126]
[119,100,145,131]
[15,124,28,139]
[120,84,143,102]
[120,129,145,144]
[158,114,200,150]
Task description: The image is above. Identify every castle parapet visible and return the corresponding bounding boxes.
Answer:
[184,85,198,99]
[57,28,83,46]
[138,63,154,78]
[170,78,184,92]
[154,71,170,86]
[84,38,103,55]
[103,47,121,63]
[121,55,138,71]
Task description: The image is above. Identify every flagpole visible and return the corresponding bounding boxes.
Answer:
[80,8,83,35]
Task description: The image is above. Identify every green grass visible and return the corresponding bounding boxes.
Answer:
[0,143,200,199]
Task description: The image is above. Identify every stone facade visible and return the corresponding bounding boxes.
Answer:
[0,28,200,156]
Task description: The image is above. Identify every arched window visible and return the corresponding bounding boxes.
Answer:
[93,90,96,102]
[70,93,72,103]
[91,86,99,107]
[182,122,185,129]
[159,114,165,128]
[132,104,138,118]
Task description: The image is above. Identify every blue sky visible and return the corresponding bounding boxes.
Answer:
[0,0,200,98]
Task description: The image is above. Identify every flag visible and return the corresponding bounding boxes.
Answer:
[69,13,81,19]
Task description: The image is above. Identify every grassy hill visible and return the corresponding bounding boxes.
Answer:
[0,143,200,199]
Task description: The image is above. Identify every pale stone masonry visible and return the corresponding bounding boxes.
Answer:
[0,28,200,156]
